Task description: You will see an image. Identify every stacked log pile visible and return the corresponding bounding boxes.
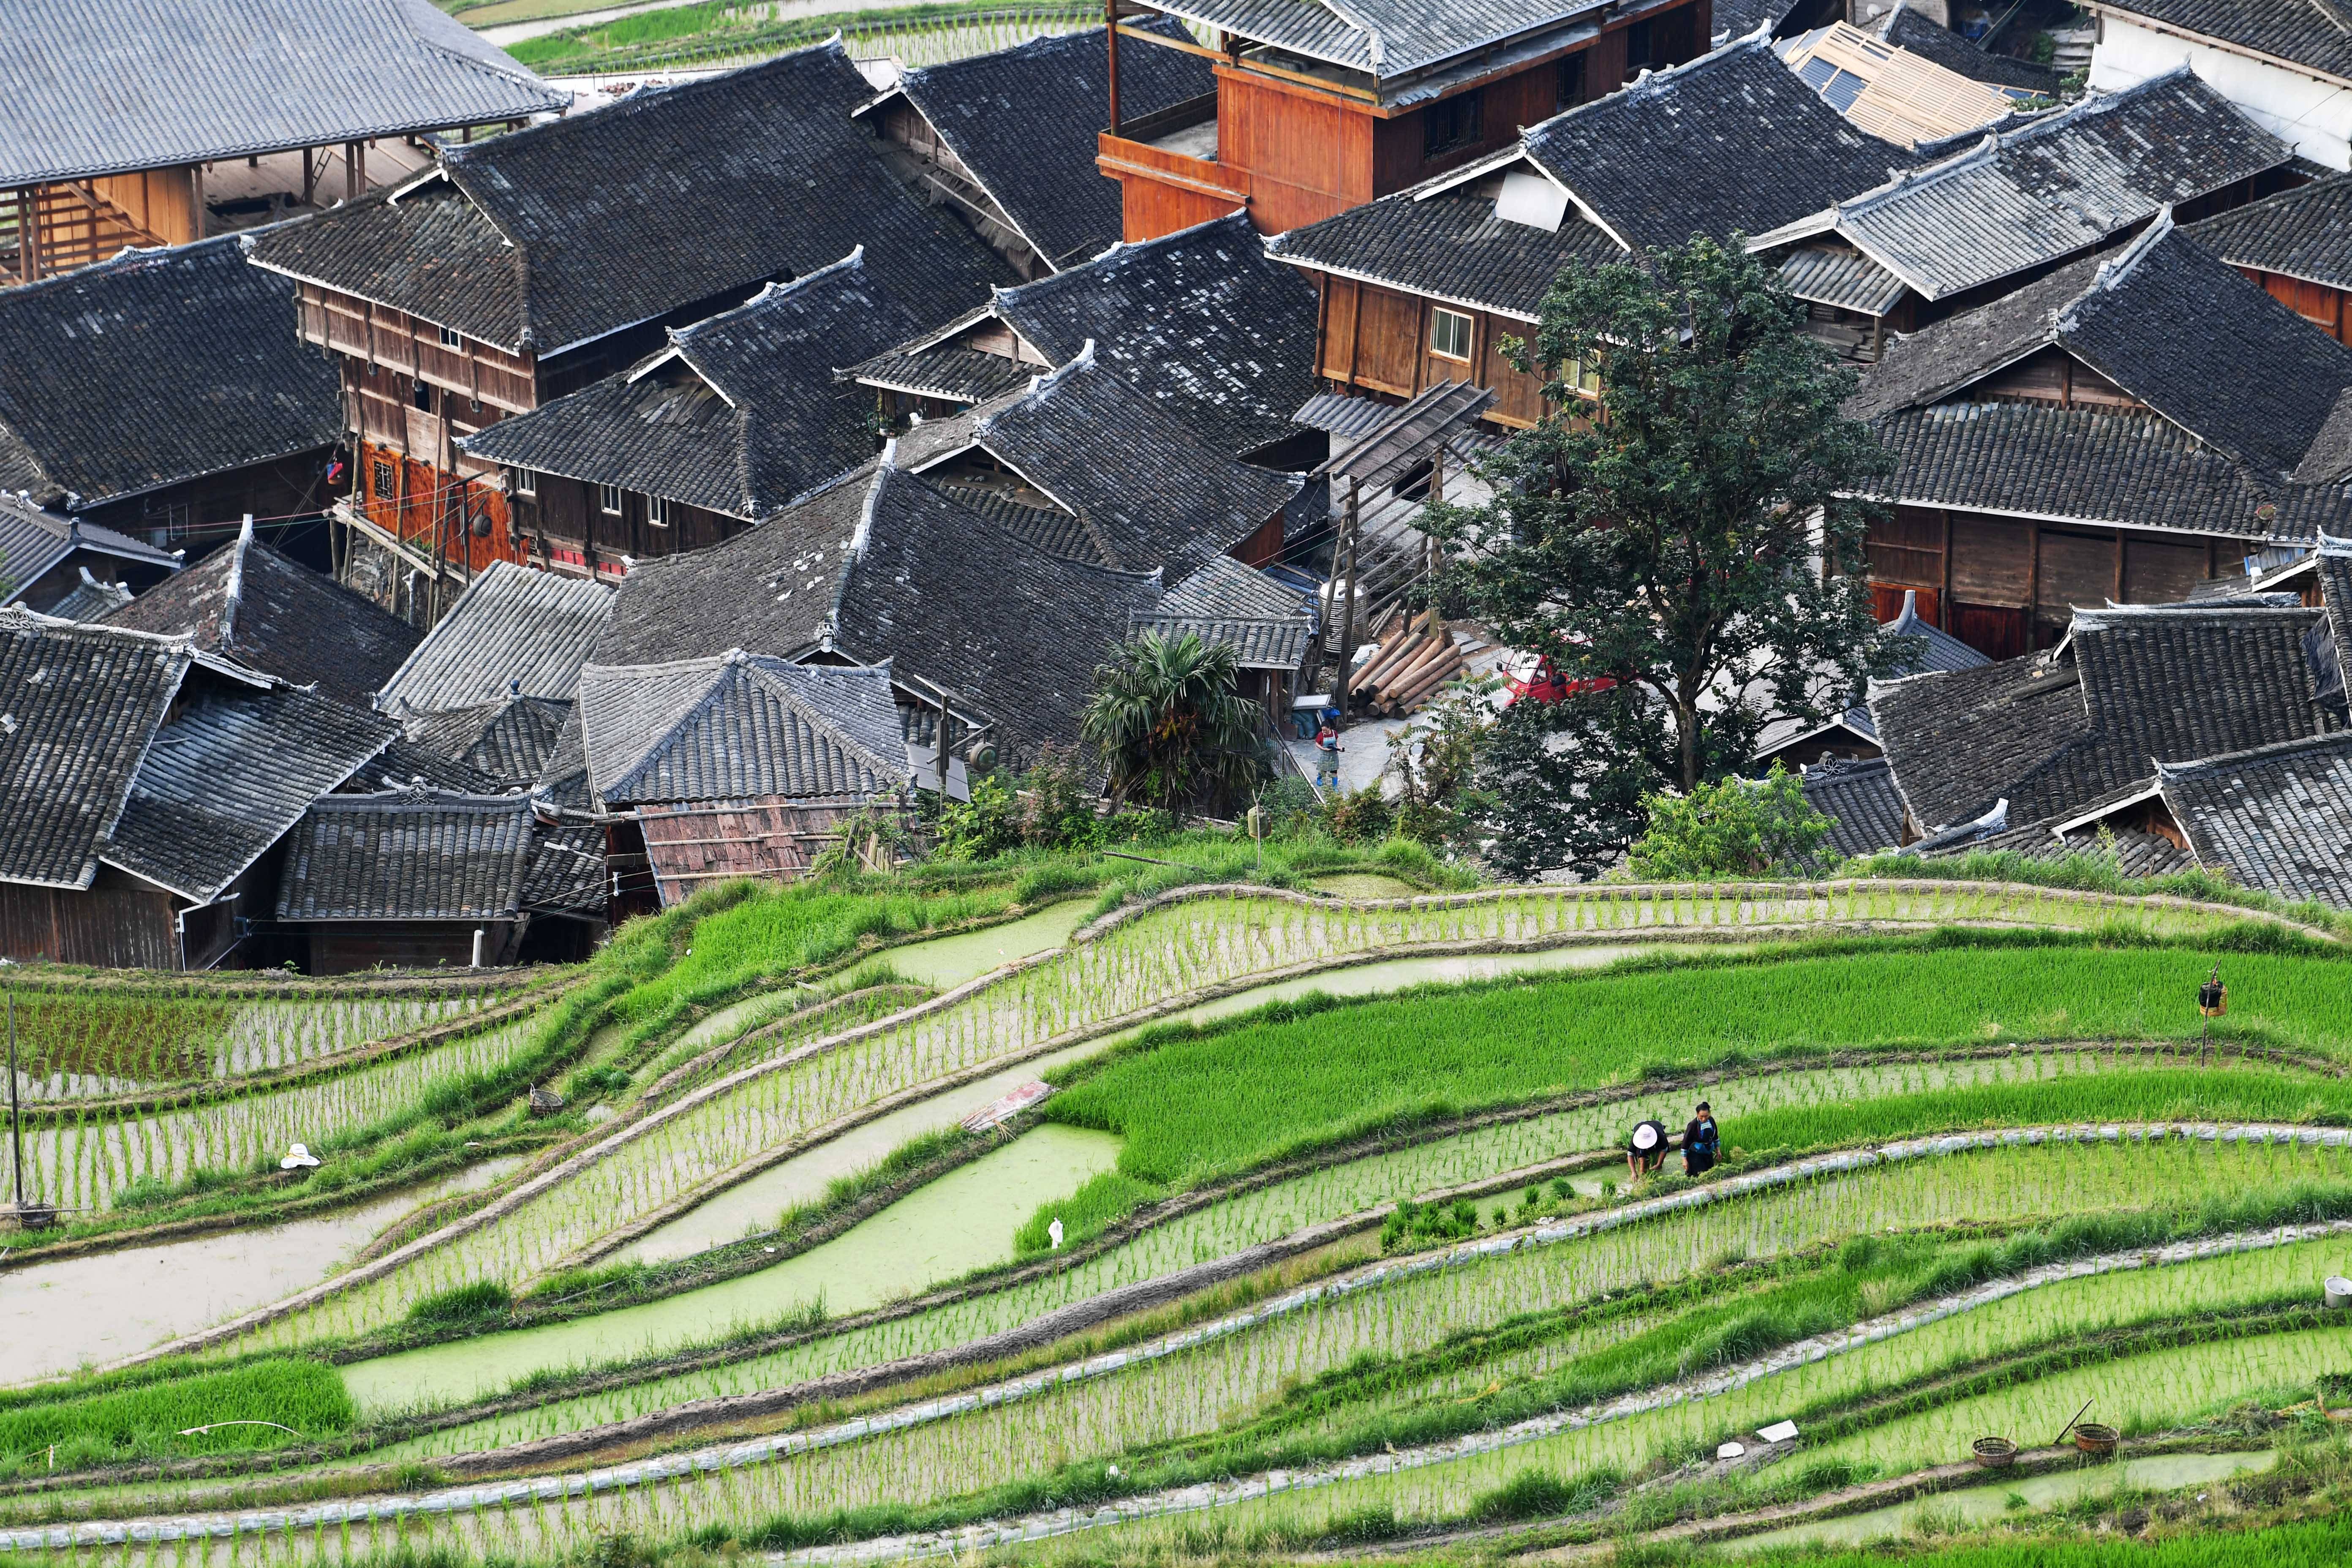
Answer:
[1345,608,1466,717]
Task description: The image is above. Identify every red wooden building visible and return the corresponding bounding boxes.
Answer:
[244,45,1010,625]
[2187,172,2352,345]
[1097,0,1711,240]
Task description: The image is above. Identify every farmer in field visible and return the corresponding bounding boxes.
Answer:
[1628,1118,1668,1181]
[1683,1101,1720,1177]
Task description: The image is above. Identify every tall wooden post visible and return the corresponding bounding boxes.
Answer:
[7,992,22,1217]
[1425,446,1444,637]
[1105,0,1122,136]
[1335,478,1360,725]
[14,188,35,283]
[936,689,952,803]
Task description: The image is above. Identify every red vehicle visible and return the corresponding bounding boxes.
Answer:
[1500,646,1618,705]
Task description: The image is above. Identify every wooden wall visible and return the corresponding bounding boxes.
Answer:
[2238,267,2351,342]
[79,449,338,555]
[0,867,182,970]
[508,473,743,570]
[1867,505,2229,659]
[356,437,519,580]
[303,920,520,976]
[1314,276,1551,425]
[638,798,882,905]
[93,168,201,246]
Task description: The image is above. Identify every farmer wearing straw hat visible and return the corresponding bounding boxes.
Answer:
[1627,1118,1668,1181]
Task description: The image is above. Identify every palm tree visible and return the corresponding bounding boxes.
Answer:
[1082,631,1266,812]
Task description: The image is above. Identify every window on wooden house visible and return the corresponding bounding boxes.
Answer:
[412,379,434,413]
[1421,91,1484,161]
[509,466,538,498]
[1430,308,1474,362]
[1565,356,1602,397]
[1556,52,1586,109]
[372,460,396,500]
[598,483,624,515]
[437,324,462,348]
[1623,19,1656,76]
[647,495,672,528]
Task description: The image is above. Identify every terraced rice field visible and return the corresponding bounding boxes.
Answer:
[6,877,2351,1566]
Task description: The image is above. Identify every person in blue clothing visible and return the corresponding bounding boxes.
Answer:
[1313,707,1342,791]
[1683,1101,1720,1176]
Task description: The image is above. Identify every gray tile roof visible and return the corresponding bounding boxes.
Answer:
[591,459,1161,760]
[2186,170,2352,292]
[0,610,198,889]
[1754,589,1989,758]
[1868,403,2352,542]
[43,573,136,623]
[1778,244,1910,314]
[531,702,593,809]
[461,250,932,519]
[275,790,536,922]
[1139,0,1647,85]
[102,526,421,710]
[1870,603,2329,831]
[0,0,564,188]
[1753,71,2287,305]
[578,652,910,806]
[987,212,1322,458]
[2159,731,2352,905]
[851,346,1036,404]
[520,820,607,914]
[0,498,177,602]
[2092,0,2352,82]
[883,22,1211,270]
[1519,37,1910,253]
[1853,222,2352,528]
[374,561,614,714]
[934,348,1304,578]
[1134,555,1317,671]
[1940,814,2194,875]
[1802,755,1908,857]
[350,735,509,795]
[247,43,1010,356]
[105,686,396,902]
[932,482,1099,559]
[0,237,343,511]
[1272,38,1906,314]
[1880,5,2062,94]
[402,694,572,784]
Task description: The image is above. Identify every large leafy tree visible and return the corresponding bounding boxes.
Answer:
[1081,631,1266,813]
[1423,235,1911,877]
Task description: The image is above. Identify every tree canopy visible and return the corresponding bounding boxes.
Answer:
[1422,235,1915,879]
[1081,630,1266,813]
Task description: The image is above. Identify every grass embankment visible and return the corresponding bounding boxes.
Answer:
[503,0,1091,73]
[0,1361,354,1479]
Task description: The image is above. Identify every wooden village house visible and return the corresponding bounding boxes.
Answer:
[1265,35,1905,428]
[1094,0,1712,240]
[1749,69,2291,363]
[2085,0,2352,170]
[243,44,1011,623]
[0,238,345,574]
[1847,217,2352,656]
[0,0,561,285]
[2189,172,2352,343]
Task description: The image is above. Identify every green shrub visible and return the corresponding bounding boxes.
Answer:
[405,1280,513,1327]
[1628,762,1831,879]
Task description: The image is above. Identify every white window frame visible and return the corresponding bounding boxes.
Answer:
[437,324,463,348]
[1430,307,1473,362]
[647,494,672,528]
[597,482,623,516]
[509,466,538,498]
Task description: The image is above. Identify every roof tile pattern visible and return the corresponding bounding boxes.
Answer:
[463,250,937,517]
[988,213,1320,457]
[1789,72,2285,302]
[2162,732,2352,906]
[106,687,395,901]
[2188,169,2352,292]
[275,790,535,921]
[0,237,343,510]
[402,694,573,783]
[1269,193,1622,321]
[1802,755,1908,856]
[2092,0,2352,81]
[0,612,191,888]
[248,44,1009,354]
[0,498,177,599]
[578,653,909,805]
[891,22,1211,268]
[0,0,563,186]
[103,531,421,709]
[375,561,614,713]
[1881,7,2061,93]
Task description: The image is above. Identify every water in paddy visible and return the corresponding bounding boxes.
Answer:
[1726,1448,2278,1554]
[341,1124,1122,1416]
[2,1157,524,1383]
